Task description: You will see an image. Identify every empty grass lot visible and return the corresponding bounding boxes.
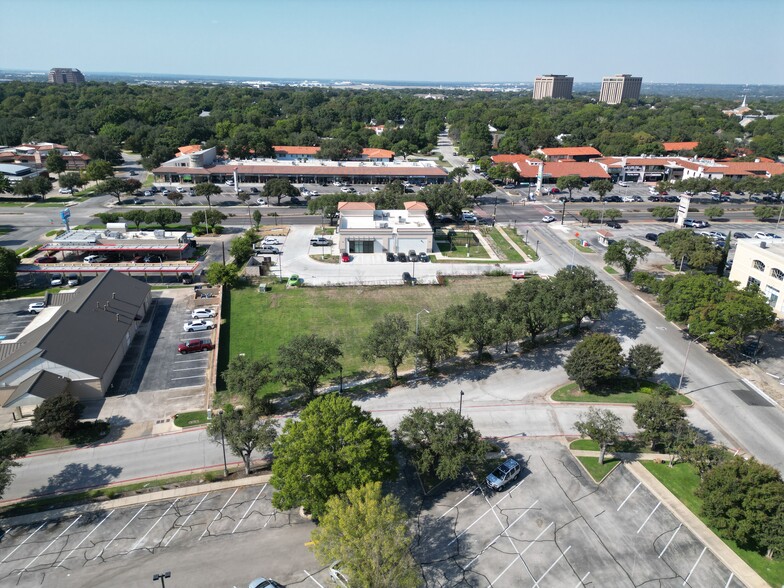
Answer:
[218,276,514,392]
[435,230,489,259]
[486,228,524,262]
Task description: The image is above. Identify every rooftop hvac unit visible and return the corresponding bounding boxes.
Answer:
[380,222,388,228]
[153,230,165,239]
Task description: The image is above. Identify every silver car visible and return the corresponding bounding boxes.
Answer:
[486,458,521,491]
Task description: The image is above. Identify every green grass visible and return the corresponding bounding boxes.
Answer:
[504,229,539,260]
[0,285,64,300]
[663,264,680,272]
[604,265,619,274]
[435,231,490,258]
[577,456,620,482]
[219,277,514,392]
[485,228,524,262]
[642,462,784,586]
[552,380,693,406]
[309,254,339,264]
[45,229,65,237]
[174,410,209,428]
[27,422,109,452]
[314,227,336,235]
[569,238,594,253]
[569,438,646,453]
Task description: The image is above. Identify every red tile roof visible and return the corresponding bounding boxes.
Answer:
[540,147,602,157]
[273,146,394,159]
[513,161,609,179]
[176,145,203,156]
[338,201,376,211]
[404,201,428,211]
[152,164,447,178]
[362,148,394,159]
[492,154,536,165]
[662,141,699,152]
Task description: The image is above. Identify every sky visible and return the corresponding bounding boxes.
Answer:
[3,0,783,85]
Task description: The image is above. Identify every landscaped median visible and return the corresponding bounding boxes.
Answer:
[551,379,693,406]
[568,238,594,253]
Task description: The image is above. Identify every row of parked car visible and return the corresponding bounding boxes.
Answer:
[387,250,429,263]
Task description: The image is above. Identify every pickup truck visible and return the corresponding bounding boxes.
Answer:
[178,339,214,354]
[310,237,332,247]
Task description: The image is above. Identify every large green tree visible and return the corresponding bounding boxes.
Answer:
[191,208,227,232]
[0,248,19,292]
[0,429,31,498]
[311,482,421,588]
[564,333,625,391]
[205,262,240,288]
[144,208,181,228]
[96,177,137,204]
[413,315,457,374]
[363,313,411,381]
[590,179,614,199]
[505,277,559,345]
[221,353,274,410]
[603,239,651,280]
[448,292,499,358]
[193,182,222,207]
[58,171,86,194]
[33,392,83,437]
[270,394,397,518]
[207,406,277,475]
[461,179,495,202]
[556,174,583,200]
[277,334,342,398]
[83,159,114,183]
[626,344,663,381]
[633,393,688,451]
[552,265,617,335]
[263,178,300,205]
[45,149,67,178]
[122,209,148,229]
[656,230,721,269]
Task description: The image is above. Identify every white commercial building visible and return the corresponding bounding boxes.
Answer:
[337,201,433,255]
[599,74,642,104]
[729,239,784,317]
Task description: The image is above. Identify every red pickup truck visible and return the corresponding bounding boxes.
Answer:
[178,339,214,354]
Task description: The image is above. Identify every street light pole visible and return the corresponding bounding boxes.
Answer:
[153,572,171,587]
[218,409,228,477]
[560,199,567,225]
[677,331,713,392]
[535,240,540,256]
[415,309,430,377]
[458,390,465,415]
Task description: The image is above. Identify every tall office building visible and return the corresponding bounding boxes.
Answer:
[599,74,642,104]
[533,74,573,100]
[48,68,85,84]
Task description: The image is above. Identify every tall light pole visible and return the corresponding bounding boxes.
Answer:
[153,572,171,587]
[458,390,465,415]
[677,330,714,392]
[415,308,430,377]
[218,409,228,477]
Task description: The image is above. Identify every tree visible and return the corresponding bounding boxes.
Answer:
[633,393,687,451]
[694,135,728,159]
[574,407,622,465]
[0,174,12,195]
[96,177,136,204]
[311,482,421,588]
[0,248,19,292]
[447,165,468,185]
[83,159,114,183]
[252,209,262,229]
[0,429,31,498]
[263,178,299,205]
[145,208,181,229]
[96,212,121,225]
[604,208,622,221]
[193,182,222,207]
[122,209,148,229]
[207,406,277,475]
[229,232,255,266]
[564,333,625,391]
[33,392,83,437]
[556,175,584,200]
[579,208,599,225]
[45,150,67,178]
[753,205,782,221]
[236,190,252,223]
[626,344,663,381]
[398,408,489,482]
[13,177,45,200]
[590,179,614,199]
[681,440,728,480]
[58,171,85,194]
[277,334,342,398]
[165,191,184,206]
[222,354,274,411]
[449,292,500,359]
[505,277,559,346]
[363,313,411,381]
[191,209,227,233]
[205,262,240,288]
[487,163,519,184]
[650,206,676,220]
[270,394,396,519]
[703,206,724,220]
[460,179,495,202]
[656,230,721,269]
[412,315,457,374]
[552,265,617,335]
[603,239,651,280]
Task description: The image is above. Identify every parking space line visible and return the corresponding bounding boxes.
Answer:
[574,571,590,587]
[199,488,238,540]
[172,375,204,381]
[532,545,571,587]
[682,546,706,585]
[438,485,480,520]
[1,520,47,563]
[165,493,210,546]
[658,523,682,558]
[233,485,266,533]
[174,359,208,364]
[172,367,205,372]
[20,516,82,573]
[616,481,641,511]
[448,491,514,545]
[57,510,114,567]
[489,522,553,587]
[463,500,539,570]
[724,572,734,587]
[104,504,146,553]
[132,499,178,550]
[304,570,325,587]
[636,501,661,533]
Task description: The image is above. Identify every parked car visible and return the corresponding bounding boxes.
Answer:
[664,195,679,203]
[254,245,280,255]
[621,196,635,203]
[754,232,781,239]
[28,301,46,314]
[734,232,750,239]
[225,179,234,186]
[370,187,381,192]
[541,215,556,223]
[407,250,418,262]
[191,308,216,319]
[287,274,299,287]
[144,254,163,263]
[461,212,477,223]
[418,252,429,262]
[511,270,527,280]
[67,273,79,286]
[386,252,396,262]
[396,252,407,262]
[605,221,621,229]
[341,252,350,262]
[632,195,643,202]
[249,187,260,194]
[309,237,332,247]
[58,187,72,194]
[248,577,283,588]
[183,319,214,332]
[36,255,58,264]
[659,190,669,196]
[617,181,628,187]
[178,339,214,354]
[709,231,726,240]
[603,195,622,202]
[340,187,355,193]
[648,195,661,202]
[486,458,521,491]
[549,187,561,194]
[50,273,63,286]
[83,254,107,263]
[262,236,282,245]
[503,183,517,189]
[580,196,596,202]
[402,271,416,285]
[645,233,660,242]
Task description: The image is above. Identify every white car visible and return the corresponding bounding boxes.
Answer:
[340,187,355,193]
[754,232,780,240]
[370,187,381,192]
[248,578,282,588]
[225,179,235,186]
[58,187,72,194]
[621,196,635,202]
[617,181,628,187]
[28,301,46,314]
[184,319,214,332]
[83,254,107,263]
[332,181,343,187]
[262,237,282,245]
[191,308,216,319]
[255,197,267,205]
[542,215,556,223]
[176,187,187,193]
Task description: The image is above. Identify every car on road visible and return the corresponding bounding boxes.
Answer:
[183,319,214,332]
[341,252,350,262]
[58,187,72,194]
[248,577,283,588]
[35,255,58,264]
[511,270,527,280]
[418,252,429,262]
[310,237,332,247]
[287,274,299,287]
[50,273,63,286]
[644,232,660,242]
[386,252,396,262]
[402,271,416,285]
[605,221,621,229]
[486,458,521,491]
[541,215,556,223]
[178,339,214,354]
[28,301,46,314]
[191,308,216,319]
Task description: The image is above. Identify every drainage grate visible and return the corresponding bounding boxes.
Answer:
[731,388,774,407]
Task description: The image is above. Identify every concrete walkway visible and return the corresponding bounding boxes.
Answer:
[495,225,529,261]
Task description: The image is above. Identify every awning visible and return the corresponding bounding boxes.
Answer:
[182,175,192,181]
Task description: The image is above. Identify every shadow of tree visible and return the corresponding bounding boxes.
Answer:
[596,308,647,340]
[29,463,123,497]
[657,371,682,389]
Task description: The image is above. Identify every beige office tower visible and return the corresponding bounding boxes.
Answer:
[599,74,642,104]
[533,75,573,100]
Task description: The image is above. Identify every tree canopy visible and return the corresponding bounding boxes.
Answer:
[564,333,624,390]
[277,334,342,398]
[207,406,277,475]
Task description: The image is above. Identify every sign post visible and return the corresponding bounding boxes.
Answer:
[60,208,71,232]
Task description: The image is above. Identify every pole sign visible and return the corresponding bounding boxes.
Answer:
[676,195,691,228]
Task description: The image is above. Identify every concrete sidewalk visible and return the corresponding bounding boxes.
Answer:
[495,225,530,261]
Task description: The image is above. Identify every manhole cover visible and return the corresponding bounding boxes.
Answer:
[731,388,774,407]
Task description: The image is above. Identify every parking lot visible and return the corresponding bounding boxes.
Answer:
[416,440,743,588]
[0,299,40,342]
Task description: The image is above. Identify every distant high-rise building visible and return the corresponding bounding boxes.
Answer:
[533,75,573,100]
[48,68,85,84]
[599,74,642,104]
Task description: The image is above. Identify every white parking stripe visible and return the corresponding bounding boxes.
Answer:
[172,375,204,381]
[724,572,734,587]
[636,501,661,533]
[172,367,205,372]
[174,359,208,364]
[658,523,682,558]
[616,482,641,511]
[463,500,538,570]
[132,499,178,550]
[233,485,266,534]
[682,546,706,585]
[199,488,238,540]
[103,504,146,553]
[304,570,325,587]
[438,485,480,520]
[21,516,82,573]
[1,521,47,563]
[58,510,114,567]
[165,493,210,546]
[533,546,571,587]
[448,491,514,545]
[489,522,553,587]
[574,571,591,587]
